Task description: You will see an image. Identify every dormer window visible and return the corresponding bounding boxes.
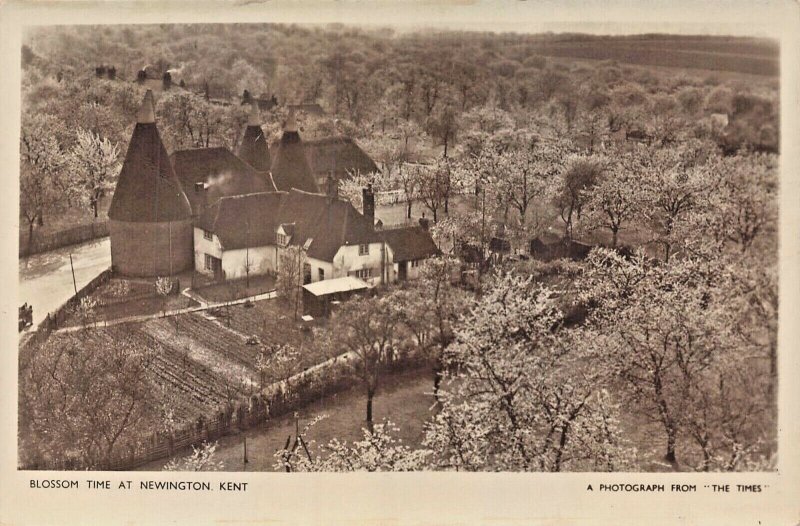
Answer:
[359,244,369,256]
[277,233,289,247]
[203,229,213,241]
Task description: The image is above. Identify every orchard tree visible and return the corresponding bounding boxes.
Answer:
[494,137,572,242]
[638,143,716,261]
[415,158,453,222]
[585,155,645,247]
[426,93,460,158]
[577,248,769,468]
[706,152,778,253]
[68,128,121,218]
[425,271,634,471]
[395,257,470,400]
[163,441,224,472]
[329,294,401,431]
[19,331,157,469]
[553,155,603,240]
[276,420,430,472]
[20,113,67,247]
[277,245,306,320]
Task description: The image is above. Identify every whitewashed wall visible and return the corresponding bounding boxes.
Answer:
[194,228,222,275]
[332,242,394,286]
[222,246,275,280]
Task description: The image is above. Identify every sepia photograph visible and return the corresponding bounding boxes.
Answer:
[15,17,782,475]
[3,2,799,523]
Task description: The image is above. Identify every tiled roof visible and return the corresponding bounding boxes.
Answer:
[305,136,379,180]
[170,147,275,215]
[269,131,320,194]
[381,226,440,262]
[279,190,381,261]
[237,125,271,172]
[108,122,192,223]
[200,189,380,261]
[198,192,286,250]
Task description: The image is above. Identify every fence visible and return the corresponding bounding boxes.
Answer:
[19,268,114,357]
[23,346,426,471]
[20,221,109,257]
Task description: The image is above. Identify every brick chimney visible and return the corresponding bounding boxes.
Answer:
[362,184,375,226]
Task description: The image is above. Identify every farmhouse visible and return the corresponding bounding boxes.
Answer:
[195,185,433,286]
[109,90,438,283]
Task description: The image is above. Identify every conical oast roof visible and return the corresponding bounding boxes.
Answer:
[269,109,319,194]
[108,90,192,223]
[237,103,271,172]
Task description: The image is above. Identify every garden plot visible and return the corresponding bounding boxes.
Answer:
[141,318,257,390]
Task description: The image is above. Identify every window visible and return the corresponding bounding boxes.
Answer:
[318,268,325,281]
[359,244,369,256]
[204,254,214,271]
[354,268,372,279]
[203,229,213,241]
[411,260,420,268]
[277,233,288,246]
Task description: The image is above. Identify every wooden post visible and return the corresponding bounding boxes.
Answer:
[69,253,78,295]
[243,436,248,465]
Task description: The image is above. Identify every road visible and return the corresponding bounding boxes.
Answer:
[19,237,111,327]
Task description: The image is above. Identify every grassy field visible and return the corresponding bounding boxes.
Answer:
[192,274,277,303]
[530,37,779,76]
[142,364,741,472]
[140,367,436,471]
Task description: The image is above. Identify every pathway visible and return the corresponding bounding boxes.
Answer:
[55,289,277,333]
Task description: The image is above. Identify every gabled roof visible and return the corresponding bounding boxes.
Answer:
[198,192,287,250]
[108,91,192,223]
[199,189,380,262]
[170,147,276,215]
[381,226,440,263]
[305,136,379,180]
[279,189,381,261]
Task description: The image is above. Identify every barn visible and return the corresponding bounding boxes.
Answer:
[107,90,194,277]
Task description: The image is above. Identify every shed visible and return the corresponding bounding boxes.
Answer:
[302,276,370,317]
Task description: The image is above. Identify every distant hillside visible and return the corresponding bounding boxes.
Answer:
[526,35,778,76]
